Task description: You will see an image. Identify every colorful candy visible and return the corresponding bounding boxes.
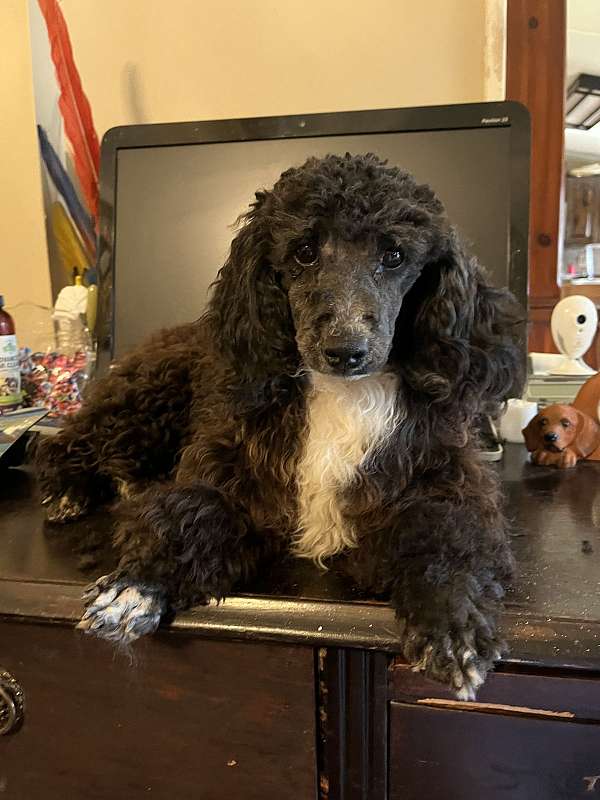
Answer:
[19,348,89,417]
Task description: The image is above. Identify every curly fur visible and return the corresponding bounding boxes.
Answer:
[35,153,524,698]
[294,371,401,565]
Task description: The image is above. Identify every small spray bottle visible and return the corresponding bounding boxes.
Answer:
[0,297,22,413]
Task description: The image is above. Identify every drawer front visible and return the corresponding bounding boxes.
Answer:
[390,663,600,720]
[390,701,600,800]
[0,622,316,800]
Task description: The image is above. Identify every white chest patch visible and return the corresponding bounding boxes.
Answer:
[293,371,400,567]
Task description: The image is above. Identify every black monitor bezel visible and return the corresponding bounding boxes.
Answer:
[96,101,530,372]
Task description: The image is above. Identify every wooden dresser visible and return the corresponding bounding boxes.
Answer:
[2,445,600,799]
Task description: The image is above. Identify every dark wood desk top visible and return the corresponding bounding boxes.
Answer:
[2,444,600,670]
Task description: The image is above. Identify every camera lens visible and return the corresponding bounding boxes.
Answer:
[577,314,587,324]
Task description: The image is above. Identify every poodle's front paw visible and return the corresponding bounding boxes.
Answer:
[43,491,89,523]
[402,623,503,701]
[77,574,166,644]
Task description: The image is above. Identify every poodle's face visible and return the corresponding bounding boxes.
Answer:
[266,155,446,377]
[282,236,421,377]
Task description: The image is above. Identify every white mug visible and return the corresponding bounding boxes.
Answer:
[499,399,538,443]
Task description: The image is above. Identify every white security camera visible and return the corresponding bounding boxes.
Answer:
[550,296,598,376]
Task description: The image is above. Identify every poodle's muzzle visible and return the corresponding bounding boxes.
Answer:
[317,322,387,377]
[291,282,399,378]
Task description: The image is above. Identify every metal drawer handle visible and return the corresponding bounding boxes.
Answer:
[0,671,24,735]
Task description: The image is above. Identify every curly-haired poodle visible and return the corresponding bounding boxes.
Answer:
[36,153,523,699]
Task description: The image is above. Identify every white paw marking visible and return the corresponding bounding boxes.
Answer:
[77,576,165,644]
[455,682,476,702]
[465,662,486,690]
[115,479,136,500]
[46,492,87,522]
[453,645,487,701]
[58,494,82,514]
[410,631,491,701]
[411,643,434,672]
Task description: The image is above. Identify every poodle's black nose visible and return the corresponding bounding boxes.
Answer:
[544,432,559,443]
[324,342,368,370]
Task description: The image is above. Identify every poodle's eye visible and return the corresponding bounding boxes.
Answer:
[561,419,571,428]
[381,248,405,270]
[539,418,548,426]
[294,242,319,267]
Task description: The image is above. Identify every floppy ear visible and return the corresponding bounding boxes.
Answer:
[573,408,600,458]
[522,414,542,452]
[205,193,297,380]
[395,225,524,407]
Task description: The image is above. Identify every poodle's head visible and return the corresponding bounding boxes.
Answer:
[208,153,522,403]
[276,155,448,377]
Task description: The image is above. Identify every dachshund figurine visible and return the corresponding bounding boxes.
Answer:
[522,403,600,468]
[573,373,600,461]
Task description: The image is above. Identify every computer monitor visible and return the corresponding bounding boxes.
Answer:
[96,102,530,369]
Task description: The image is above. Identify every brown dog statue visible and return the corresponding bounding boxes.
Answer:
[573,372,600,460]
[522,403,600,468]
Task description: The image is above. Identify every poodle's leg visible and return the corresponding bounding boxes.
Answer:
[393,563,505,701]
[77,481,264,643]
[35,339,192,523]
[34,422,113,523]
[385,498,512,700]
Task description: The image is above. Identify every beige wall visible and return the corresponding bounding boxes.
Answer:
[62,0,504,139]
[0,0,52,331]
[0,0,504,330]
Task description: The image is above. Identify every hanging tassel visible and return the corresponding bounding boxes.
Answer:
[37,0,100,220]
[38,125,96,258]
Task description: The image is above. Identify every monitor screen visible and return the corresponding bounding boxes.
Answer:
[104,107,528,359]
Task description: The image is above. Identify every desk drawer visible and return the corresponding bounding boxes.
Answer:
[390,701,600,800]
[0,622,316,800]
[390,662,600,720]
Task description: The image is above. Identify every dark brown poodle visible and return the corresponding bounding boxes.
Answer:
[35,153,523,699]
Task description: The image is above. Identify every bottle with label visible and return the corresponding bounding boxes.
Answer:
[0,296,21,413]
